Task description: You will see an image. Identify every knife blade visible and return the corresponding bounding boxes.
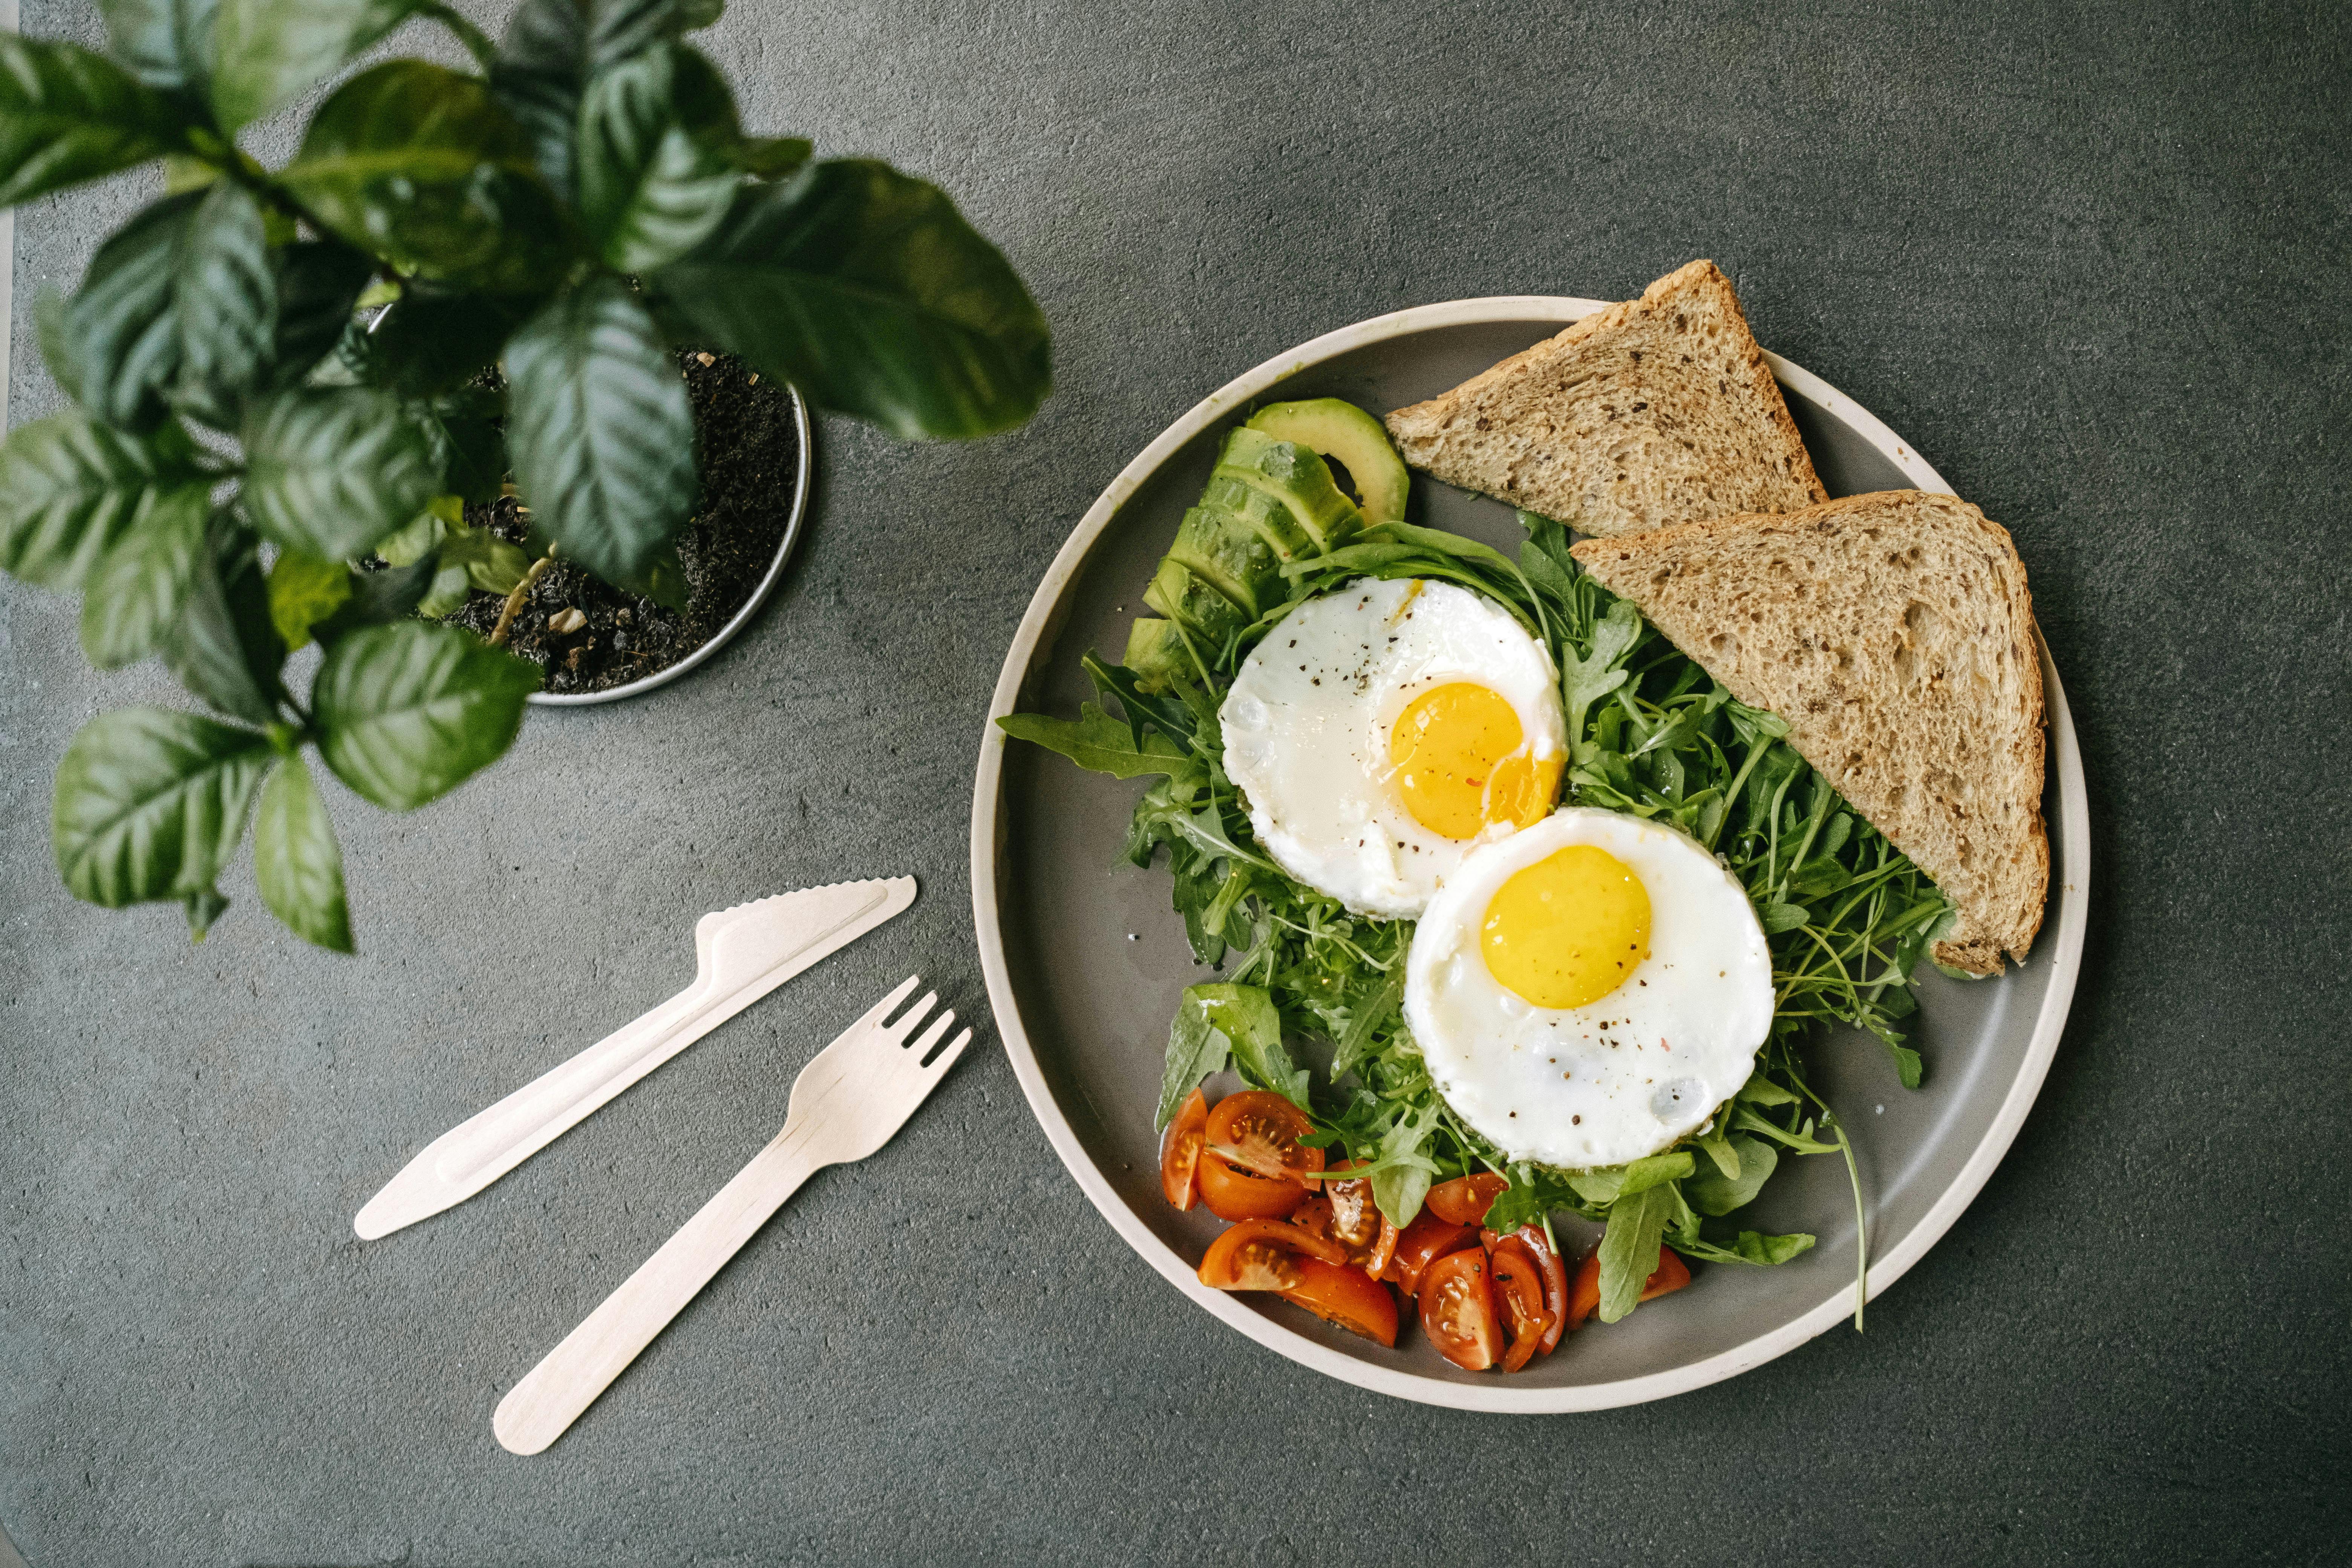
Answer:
[353,876,916,1240]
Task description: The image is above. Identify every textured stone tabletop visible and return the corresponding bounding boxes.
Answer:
[3,2,2346,1563]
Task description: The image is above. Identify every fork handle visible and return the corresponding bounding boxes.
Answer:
[493,1127,822,1455]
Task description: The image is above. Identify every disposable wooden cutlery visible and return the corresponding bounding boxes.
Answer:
[355,877,916,1240]
[493,975,972,1454]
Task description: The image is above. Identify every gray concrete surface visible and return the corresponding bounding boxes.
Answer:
[4,1,2348,1563]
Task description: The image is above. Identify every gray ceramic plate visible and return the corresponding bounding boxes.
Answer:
[971,299,2089,1412]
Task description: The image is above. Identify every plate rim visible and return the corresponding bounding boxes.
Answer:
[968,296,2090,1413]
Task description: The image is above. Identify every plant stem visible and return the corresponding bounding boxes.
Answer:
[491,553,555,647]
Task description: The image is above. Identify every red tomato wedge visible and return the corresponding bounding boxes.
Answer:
[1159,1088,1208,1210]
[1279,1259,1400,1346]
[1485,1235,1553,1373]
[1297,1164,1400,1277]
[1197,1219,1349,1291]
[1425,1172,1507,1227]
[1516,1225,1571,1356]
[1386,1210,1480,1295]
[1198,1091,1326,1221]
[1565,1245,1692,1331]
[1418,1248,1503,1371]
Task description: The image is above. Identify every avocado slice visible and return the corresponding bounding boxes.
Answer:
[1211,426,1364,552]
[1123,616,1191,692]
[1164,504,1280,618]
[1246,398,1410,525]
[1143,554,1247,650]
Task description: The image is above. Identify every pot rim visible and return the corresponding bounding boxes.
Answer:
[529,382,813,706]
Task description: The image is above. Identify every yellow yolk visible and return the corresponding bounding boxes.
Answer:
[1388,683,1560,841]
[1479,844,1652,1009]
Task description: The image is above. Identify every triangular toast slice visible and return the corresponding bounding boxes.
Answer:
[1386,260,1827,537]
[1572,490,2048,974]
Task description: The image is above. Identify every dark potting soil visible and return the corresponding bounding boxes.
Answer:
[444,352,802,695]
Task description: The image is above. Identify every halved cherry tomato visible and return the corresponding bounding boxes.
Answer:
[1197,1091,1326,1221]
[1197,1219,1348,1291]
[1564,1245,1692,1331]
[1486,1235,1553,1373]
[1279,1258,1400,1346]
[1516,1225,1571,1356]
[1159,1087,1208,1210]
[1296,1164,1401,1277]
[1386,1209,1481,1295]
[1426,1172,1508,1227]
[1418,1247,1503,1371]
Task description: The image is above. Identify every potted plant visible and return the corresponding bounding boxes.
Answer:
[0,0,1050,951]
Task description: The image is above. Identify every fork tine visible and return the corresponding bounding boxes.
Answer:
[881,990,939,1044]
[905,1009,956,1064]
[859,975,922,1032]
[924,1027,974,1077]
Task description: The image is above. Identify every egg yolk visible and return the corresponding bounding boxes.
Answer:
[1480,844,1653,1009]
[1388,683,1560,841]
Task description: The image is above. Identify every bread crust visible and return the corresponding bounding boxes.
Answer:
[1571,490,2048,974]
[1386,260,1826,535]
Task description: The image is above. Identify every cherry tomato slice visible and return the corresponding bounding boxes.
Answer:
[1298,1165,1401,1278]
[1159,1087,1208,1210]
[1516,1225,1571,1355]
[1197,1219,1349,1291]
[1197,1091,1326,1222]
[1386,1210,1481,1295]
[1418,1248,1503,1371]
[1486,1235,1553,1373]
[1279,1258,1400,1347]
[1564,1245,1690,1330]
[1426,1172,1508,1227]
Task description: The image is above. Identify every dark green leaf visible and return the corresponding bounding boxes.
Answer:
[1179,983,1304,1108]
[414,557,473,617]
[0,412,198,588]
[162,519,285,726]
[1565,1150,1694,1206]
[174,181,276,426]
[98,0,221,91]
[252,755,352,951]
[1732,1230,1816,1265]
[593,533,688,610]
[1370,1098,1444,1229]
[733,135,809,181]
[363,288,535,396]
[52,705,273,908]
[589,0,715,66]
[1685,1133,1779,1217]
[1886,1041,1925,1090]
[504,277,695,581]
[63,190,202,431]
[182,883,230,939]
[1155,993,1231,1132]
[312,557,434,638]
[1759,900,1812,934]
[1562,596,1641,763]
[206,0,412,133]
[242,385,439,558]
[0,35,185,206]
[1596,1182,1677,1325]
[418,387,507,500]
[79,484,210,668]
[995,703,1198,781]
[439,523,532,592]
[283,61,570,292]
[491,0,590,192]
[34,285,87,406]
[268,238,374,390]
[654,158,1051,440]
[312,621,540,810]
[577,43,740,272]
[265,548,352,649]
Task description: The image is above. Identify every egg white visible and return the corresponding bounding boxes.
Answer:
[1403,807,1775,1169]
[1219,578,1566,919]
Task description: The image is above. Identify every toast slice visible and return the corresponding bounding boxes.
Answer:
[1386,260,1827,537]
[1571,490,2047,974]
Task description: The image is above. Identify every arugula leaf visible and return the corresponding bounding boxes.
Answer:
[1565,1150,1694,1206]
[1597,1182,1677,1324]
[1560,597,1642,763]
[1155,994,1231,1132]
[1369,1097,1444,1230]
[1684,1134,1778,1216]
[995,706,1200,782]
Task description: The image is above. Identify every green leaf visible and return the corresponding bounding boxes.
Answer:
[504,277,696,582]
[1732,1230,1816,1265]
[266,549,353,649]
[34,285,87,407]
[734,135,810,181]
[52,706,273,908]
[0,412,198,588]
[1596,1182,1677,1324]
[440,523,532,592]
[312,621,541,810]
[243,385,440,558]
[174,182,277,426]
[1179,983,1304,1108]
[98,0,221,91]
[594,533,688,610]
[162,520,285,726]
[1370,1098,1444,1230]
[79,484,210,668]
[654,158,1051,440]
[415,558,473,617]
[372,504,447,568]
[491,0,590,192]
[996,703,1199,782]
[252,755,352,951]
[206,0,414,133]
[1562,596,1642,763]
[312,557,435,638]
[577,43,741,272]
[268,238,375,391]
[283,61,571,293]
[1155,993,1231,1132]
[363,288,536,396]
[1759,900,1812,934]
[0,35,184,206]
[1565,1150,1694,1206]
[418,388,508,501]
[63,190,201,431]
[1684,1133,1779,1217]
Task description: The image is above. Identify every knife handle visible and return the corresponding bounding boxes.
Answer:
[493,1124,824,1455]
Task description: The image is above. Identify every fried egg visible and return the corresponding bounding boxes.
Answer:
[1403,807,1774,1169]
[1220,578,1567,917]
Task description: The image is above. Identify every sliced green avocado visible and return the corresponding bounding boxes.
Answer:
[1211,426,1365,552]
[1164,504,1281,618]
[1143,555,1248,650]
[1246,398,1410,525]
[1123,616,1190,692]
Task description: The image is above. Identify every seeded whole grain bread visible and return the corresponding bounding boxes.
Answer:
[1571,490,2048,974]
[1385,260,1827,537]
